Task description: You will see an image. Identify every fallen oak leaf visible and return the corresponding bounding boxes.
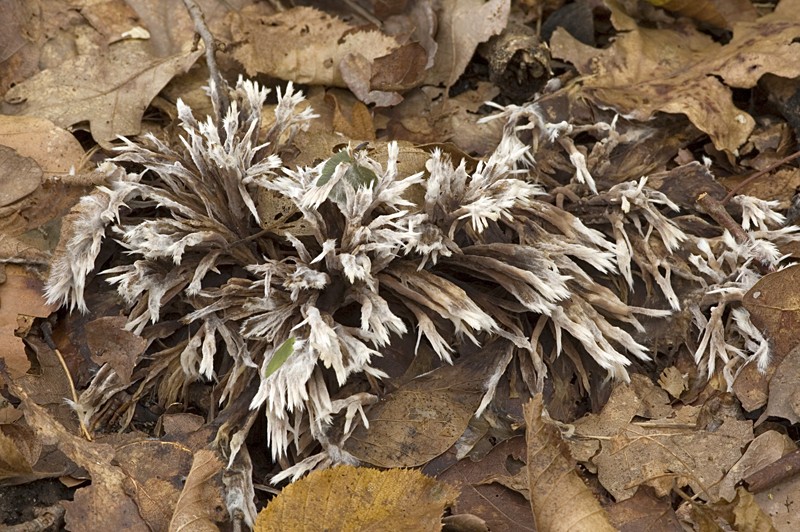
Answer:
[4,40,201,148]
[551,0,800,154]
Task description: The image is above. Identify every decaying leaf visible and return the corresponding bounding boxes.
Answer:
[743,264,800,358]
[551,0,800,153]
[10,384,150,531]
[606,486,681,530]
[756,345,800,425]
[436,436,535,531]
[694,486,776,531]
[646,0,757,29]
[425,0,511,87]
[0,265,55,378]
[4,40,201,148]
[0,424,40,485]
[525,396,615,532]
[0,115,86,178]
[344,344,507,468]
[85,315,148,385]
[255,466,457,531]
[569,378,753,501]
[169,449,227,532]
[230,5,425,105]
[717,430,796,502]
[0,145,41,208]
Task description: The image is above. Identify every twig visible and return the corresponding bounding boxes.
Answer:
[182,0,230,119]
[696,193,750,245]
[741,448,800,493]
[40,321,93,441]
[722,149,800,205]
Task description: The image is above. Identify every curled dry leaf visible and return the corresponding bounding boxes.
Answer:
[551,0,800,153]
[4,40,201,148]
[425,0,511,87]
[525,395,615,532]
[255,466,458,531]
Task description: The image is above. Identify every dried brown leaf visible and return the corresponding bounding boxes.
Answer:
[647,0,757,30]
[525,396,615,532]
[606,486,681,531]
[743,264,800,358]
[0,115,86,177]
[0,145,41,207]
[169,449,227,532]
[756,345,800,425]
[110,439,194,531]
[717,430,796,501]
[9,384,150,531]
[254,466,457,531]
[0,0,41,94]
[570,380,753,501]
[4,40,201,148]
[85,316,147,385]
[231,6,397,87]
[425,0,511,87]
[344,347,503,468]
[0,265,55,379]
[0,424,40,483]
[551,0,800,153]
[436,436,535,531]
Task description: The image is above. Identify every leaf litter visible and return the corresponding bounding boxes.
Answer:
[3,0,800,530]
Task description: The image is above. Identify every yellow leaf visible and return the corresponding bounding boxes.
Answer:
[254,466,458,532]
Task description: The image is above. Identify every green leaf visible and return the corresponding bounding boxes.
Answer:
[263,337,296,379]
[317,149,377,189]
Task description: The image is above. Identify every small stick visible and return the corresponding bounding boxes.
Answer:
[722,149,800,205]
[696,192,773,274]
[741,448,800,493]
[182,0,230,119]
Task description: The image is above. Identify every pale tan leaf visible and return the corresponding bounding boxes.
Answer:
[425,0,511,87]
[0,145,41,208]
[0,115,86,176]
[4,41,201,148]
[230,6,398,87]
[525,395,615,532]
[254,466,457,531]
[0,265,56,379]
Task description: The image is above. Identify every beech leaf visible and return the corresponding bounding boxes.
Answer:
[255,466,457,531]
